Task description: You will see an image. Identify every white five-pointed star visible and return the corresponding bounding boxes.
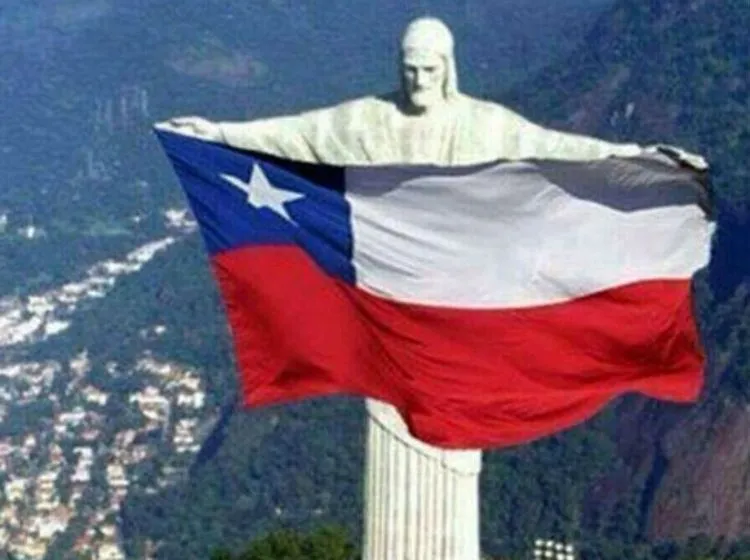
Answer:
[221,164,304,224]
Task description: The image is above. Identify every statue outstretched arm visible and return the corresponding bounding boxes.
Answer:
[156,107,349,163]
[514,115,708,172]
[516,117,643,161]
[218,113,323,161]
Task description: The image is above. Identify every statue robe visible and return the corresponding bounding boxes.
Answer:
[218,92,644,472]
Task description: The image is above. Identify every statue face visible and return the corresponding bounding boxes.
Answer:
[401,50,446,111]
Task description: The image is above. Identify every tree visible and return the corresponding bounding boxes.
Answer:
[210,526,357,560]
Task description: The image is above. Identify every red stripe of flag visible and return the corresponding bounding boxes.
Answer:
[212,245,703,449]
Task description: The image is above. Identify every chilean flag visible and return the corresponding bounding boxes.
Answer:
[156,129,713,449]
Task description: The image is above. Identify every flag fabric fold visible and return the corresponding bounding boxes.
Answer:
[156,130,713,449]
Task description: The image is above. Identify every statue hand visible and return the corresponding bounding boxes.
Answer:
[645,144,709,172]
[645,144,712,215]
[154,116,224,142]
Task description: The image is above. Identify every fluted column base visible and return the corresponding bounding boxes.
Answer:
[362,400,481,560]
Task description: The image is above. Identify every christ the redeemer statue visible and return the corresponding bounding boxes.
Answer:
[159,17,703,560]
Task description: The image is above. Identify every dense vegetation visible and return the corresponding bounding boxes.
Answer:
[209,526,357,560]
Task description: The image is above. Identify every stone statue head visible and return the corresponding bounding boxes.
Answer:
[399,17,459,113]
